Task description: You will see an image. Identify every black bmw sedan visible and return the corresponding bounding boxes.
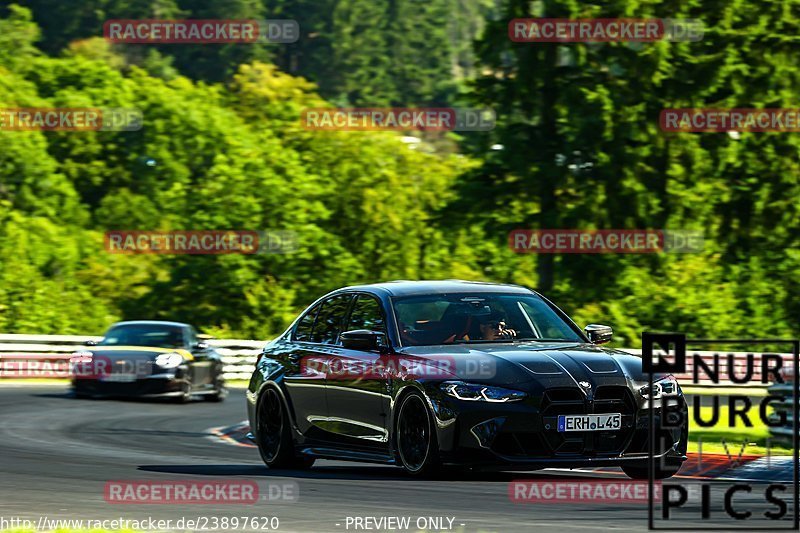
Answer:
[71,320,227,402]
[247,280,687,478]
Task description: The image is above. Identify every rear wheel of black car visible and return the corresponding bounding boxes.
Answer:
[256,387,314,469]
[396,391,440,477]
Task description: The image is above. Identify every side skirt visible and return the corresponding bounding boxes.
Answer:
[297,446,396,465]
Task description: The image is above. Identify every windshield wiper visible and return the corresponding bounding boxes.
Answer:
[516,338,581,342]
[452,338,517,344]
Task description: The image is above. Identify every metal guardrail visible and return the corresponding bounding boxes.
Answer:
[8,334,794,440]
[0,333,266,381]
[0,335,793,388]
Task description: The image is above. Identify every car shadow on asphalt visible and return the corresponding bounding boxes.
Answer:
[32,391,213,404]
[137,463,615,482]
[91,427,215,437]
[30,389,90,397]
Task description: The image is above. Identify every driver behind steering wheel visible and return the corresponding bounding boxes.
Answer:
[478,311,517,340]
[458,310,517,341]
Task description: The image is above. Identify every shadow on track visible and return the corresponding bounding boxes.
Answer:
[32,391,213,404]
[90,427,214,437]
[138,463,618,482]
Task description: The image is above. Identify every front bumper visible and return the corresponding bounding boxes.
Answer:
[424,383,688,468]
[72,374,189,398]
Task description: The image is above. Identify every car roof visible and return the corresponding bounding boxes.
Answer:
[109,320,191,328]
[339,279,535,297]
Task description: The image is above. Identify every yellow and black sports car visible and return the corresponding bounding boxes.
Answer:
[71,320,227,402]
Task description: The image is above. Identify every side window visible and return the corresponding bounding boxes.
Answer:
[293,304,321,342]
[186,327,198,347]
[311,294,353,344]
[346,295,386,334]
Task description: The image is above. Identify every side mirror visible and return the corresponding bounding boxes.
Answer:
[585,324,613,345]
[85,339,99,346]
[341,330,387,351]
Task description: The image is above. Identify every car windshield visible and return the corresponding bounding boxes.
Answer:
[98,325,185,348]
[393,293,584,346]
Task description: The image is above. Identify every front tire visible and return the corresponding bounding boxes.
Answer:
[204,378,228,402]
[256,387,314,469]
[396,391,440,477]
[172,381,192,403]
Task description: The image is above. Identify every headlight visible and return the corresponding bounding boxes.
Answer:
[154,352,184,369]
[440,381,526,402]
[639,375,681,400]
[70,350,93,362]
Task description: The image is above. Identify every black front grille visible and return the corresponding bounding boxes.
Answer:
[490,385,637,459]
[595,385,637,411]
[541,387,585,415]
[592,386,636,453]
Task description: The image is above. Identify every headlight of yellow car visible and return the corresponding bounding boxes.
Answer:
[154,352,184,369]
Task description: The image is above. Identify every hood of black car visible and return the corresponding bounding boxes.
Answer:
[396,342,649,389]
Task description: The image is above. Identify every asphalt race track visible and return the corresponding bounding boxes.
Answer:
[0,384,794,533]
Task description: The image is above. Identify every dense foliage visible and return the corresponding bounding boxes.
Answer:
[0,2,797,345]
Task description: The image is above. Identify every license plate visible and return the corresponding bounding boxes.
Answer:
[557,413,621,432]
[100,374,137,383]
